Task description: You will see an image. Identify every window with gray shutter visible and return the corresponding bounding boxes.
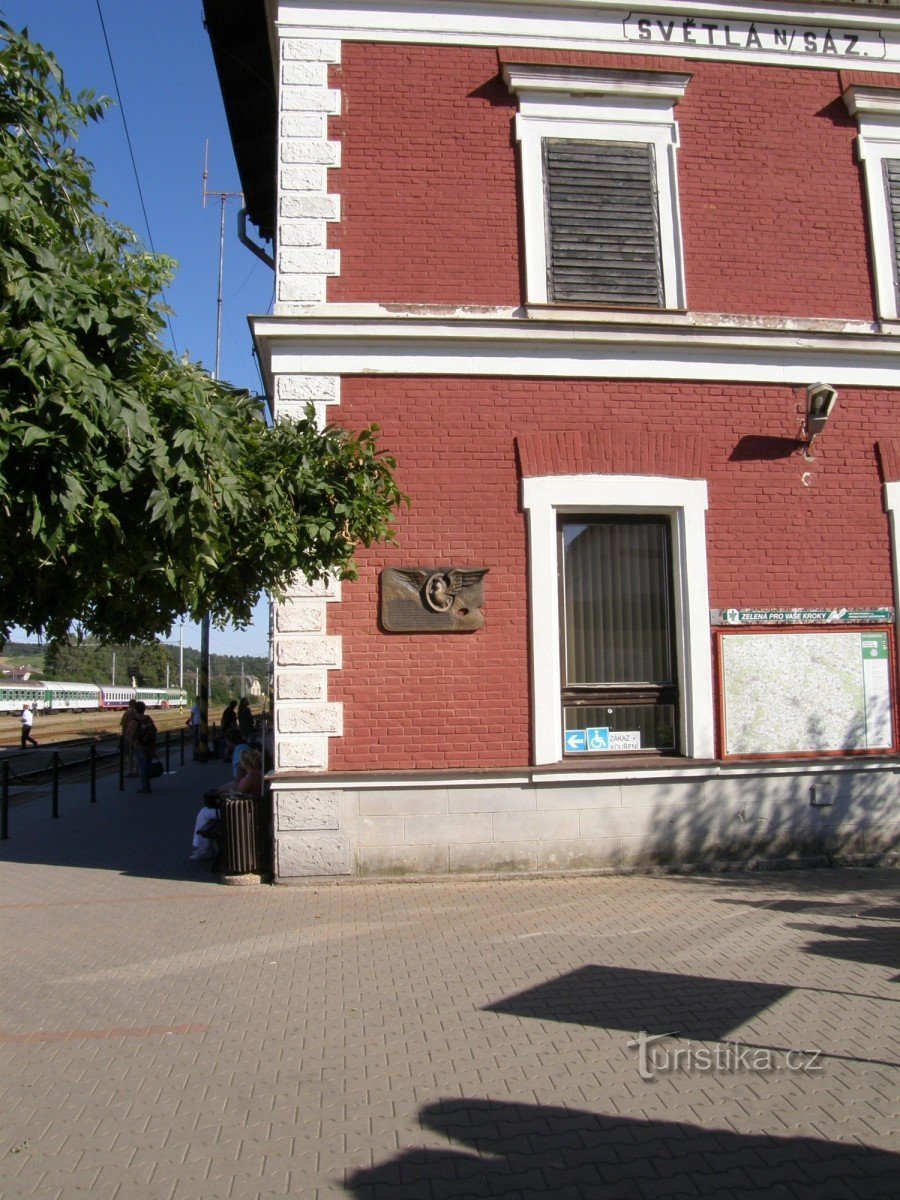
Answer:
[544,139,664,307]
[885,159,900,305]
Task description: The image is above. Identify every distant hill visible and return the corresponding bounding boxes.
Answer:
[0,642,46,674]
[161,644,268,680]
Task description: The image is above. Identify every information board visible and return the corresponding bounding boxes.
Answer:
[719,629,895,757]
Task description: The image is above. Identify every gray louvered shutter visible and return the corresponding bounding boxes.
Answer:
[885,159,900,305]
[544,139,663,307]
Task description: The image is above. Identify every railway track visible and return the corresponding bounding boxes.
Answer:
[0,709,189,749]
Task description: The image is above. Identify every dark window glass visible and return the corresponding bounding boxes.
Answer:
[560,516,678,754]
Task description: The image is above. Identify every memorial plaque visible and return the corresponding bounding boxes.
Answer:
[381,567,488,632]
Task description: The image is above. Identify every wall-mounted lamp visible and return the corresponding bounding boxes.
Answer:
[803,383,838,447]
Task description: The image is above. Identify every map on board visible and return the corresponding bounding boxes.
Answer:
[720,630,894,756]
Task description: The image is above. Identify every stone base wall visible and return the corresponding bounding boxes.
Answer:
[271,763,900,880]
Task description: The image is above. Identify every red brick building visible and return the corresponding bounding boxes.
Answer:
[206,0,900,880]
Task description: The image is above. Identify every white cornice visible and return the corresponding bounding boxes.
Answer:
[277,2,900,72]
[252,306,900,388]
[502,63,692,102]
[269,754,900,788]
[844,84,900,116]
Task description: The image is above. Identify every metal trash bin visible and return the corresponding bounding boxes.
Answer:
[220,795,262,875]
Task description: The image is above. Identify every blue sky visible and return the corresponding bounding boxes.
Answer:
[5,0,273,656]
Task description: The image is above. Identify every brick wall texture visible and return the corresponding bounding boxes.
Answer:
[326,376,896,772]
[328,44,872,318]
[303,42,900,773]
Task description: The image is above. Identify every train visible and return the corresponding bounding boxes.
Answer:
[0,681,188,714]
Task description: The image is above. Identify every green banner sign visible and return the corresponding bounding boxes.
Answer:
[712,608,893,627]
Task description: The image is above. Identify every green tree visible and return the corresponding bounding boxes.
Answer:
[0,21,405,645]
[44,638,172,686]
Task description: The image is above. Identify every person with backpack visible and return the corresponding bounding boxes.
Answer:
[133,701,158,793]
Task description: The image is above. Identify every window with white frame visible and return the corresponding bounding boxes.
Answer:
[503,64,690,309]
[560,514,679,753]
[522,474,714,764]
[844,86,900,321]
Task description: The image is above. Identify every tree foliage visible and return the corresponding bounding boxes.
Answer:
[44,638,171,687]
[0,21,405,645]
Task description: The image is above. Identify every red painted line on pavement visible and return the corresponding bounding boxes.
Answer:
[0,892,259,910]
[0,1023,208,1044]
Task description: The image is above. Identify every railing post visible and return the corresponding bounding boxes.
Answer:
[165,729,171,774]
[1,759,9,840]
[119,735,125,792]
[90,743,97,803]
[51,752,60,818]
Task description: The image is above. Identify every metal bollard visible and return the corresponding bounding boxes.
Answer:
[1,759,9,840]
[52,751,60,818]
[90,743,97,803]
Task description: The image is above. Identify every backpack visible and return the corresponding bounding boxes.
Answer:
[138,716,157,748]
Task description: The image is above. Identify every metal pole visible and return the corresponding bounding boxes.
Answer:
[51,752,60,818]
[198,613,210,762]
[1,759,9,840]
[215,194,226,379]
[180,726,185,766]
[90,743,97,803]
[179,620,184,690]
[165,730,171,774]
[198,165,240,769]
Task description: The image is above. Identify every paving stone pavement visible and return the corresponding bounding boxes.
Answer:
[0,758,898,1198]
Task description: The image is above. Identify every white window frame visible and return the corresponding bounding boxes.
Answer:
[884,481,900,650]
[844,86,900,322]
[522,474,714,765]
[503,64,690,309]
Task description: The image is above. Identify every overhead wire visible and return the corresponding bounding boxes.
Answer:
[93,0,180,356]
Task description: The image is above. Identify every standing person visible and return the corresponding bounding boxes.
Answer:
[185,697,201,755]
[221,699,238,735]
[220,699,238,760]
[237,696,253,740]
[20,703,37,749]
[120,698,139,777]
[133,701,158,793]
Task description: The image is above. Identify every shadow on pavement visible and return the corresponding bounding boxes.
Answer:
[0,759,227,883]
[692,874,900,982]
[484,964,791,1041]
[346,1098,900,1199]
[789,920,900,981]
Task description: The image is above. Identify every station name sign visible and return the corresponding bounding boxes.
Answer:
[625,12,886,61]
[712,607,894,626]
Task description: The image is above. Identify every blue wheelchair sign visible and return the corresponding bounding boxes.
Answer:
[586,727,611,751]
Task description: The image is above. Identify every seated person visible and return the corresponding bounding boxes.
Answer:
[222,727,251,779]
[189,749,263,862]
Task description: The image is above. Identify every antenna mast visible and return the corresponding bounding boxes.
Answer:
[195,144,243,761]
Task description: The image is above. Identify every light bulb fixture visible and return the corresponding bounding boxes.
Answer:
[803,383,838,447]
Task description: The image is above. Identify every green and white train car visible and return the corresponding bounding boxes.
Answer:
[0,682,187,714]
